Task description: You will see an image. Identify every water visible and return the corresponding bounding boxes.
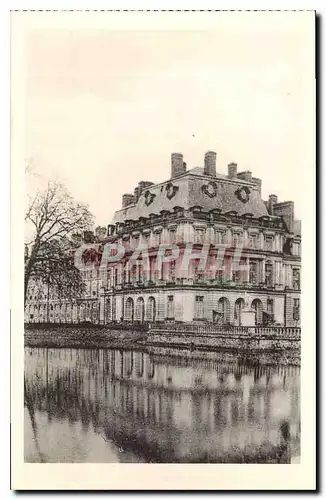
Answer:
[24,346,300,463]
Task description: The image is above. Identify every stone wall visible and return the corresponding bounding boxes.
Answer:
[146,331,300,354]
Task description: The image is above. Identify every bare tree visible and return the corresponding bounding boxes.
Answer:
[25,180,94,306]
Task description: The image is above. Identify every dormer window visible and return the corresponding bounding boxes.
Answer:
[265,235,274,251]
[248,233,258,249]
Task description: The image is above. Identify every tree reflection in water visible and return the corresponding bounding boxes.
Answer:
[24,347,300,463]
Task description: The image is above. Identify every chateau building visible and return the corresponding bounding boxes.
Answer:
[25,151,301,327]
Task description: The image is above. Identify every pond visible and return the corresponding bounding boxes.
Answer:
[24,346,300,463]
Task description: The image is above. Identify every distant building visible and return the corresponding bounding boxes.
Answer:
[25,151,301,326]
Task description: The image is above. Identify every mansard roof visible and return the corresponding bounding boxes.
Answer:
[112,169,268,224]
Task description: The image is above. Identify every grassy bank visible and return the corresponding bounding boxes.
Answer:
[24,324,147,350]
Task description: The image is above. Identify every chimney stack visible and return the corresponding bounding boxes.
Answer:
[252,177,262,195]
[237,171,252,183]
[269,194,278,205]
[228,162,237,179]
[204,151,217,177]
[133,181,154,203]
[134,186,140,203]
[171,153,186,178]
[122,193,134,208]
[268,194,278,214]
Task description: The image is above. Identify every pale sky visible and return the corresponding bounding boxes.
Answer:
[23,12,314,226]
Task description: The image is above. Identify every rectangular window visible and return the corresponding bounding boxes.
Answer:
[232,233,242,247]
[170,260,176,281]
[194,296,204,319]
[249,234,258,249]
[167,295,174,319]
[249,261,258,284]
[265,262,273,287]
[131,264,138,283]
[170,230,176,244]
[265,235,274,251]
[293,298,300,321]
[215,230,224,245]
[292,269,300,290]
[107,269,112,287]
[195,230,205,245]
[232,260,245,283]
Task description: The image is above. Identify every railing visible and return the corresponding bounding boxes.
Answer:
[151,322,301,339]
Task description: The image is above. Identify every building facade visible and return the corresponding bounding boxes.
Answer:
[25,151,301,327]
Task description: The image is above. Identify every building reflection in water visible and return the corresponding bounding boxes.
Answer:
[24,347,300,463]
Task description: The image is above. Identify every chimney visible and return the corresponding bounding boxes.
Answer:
[228,162,237,179]
[269,194,278,205]
[171,153,186,178]
[237,171,252,183]
[272,200,294,232]
[204,151,217,177]
[133,181,154,203]
[252,177,262,195]
[134,186,140,203]
[122,193,134,208]
[138,181,154,192]
[268,194,278,214]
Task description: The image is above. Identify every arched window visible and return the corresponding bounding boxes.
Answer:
[234,298,245,326]
[217,297,231,324]
[251,299,263,325]
[135,297,145,323]
[147,297,156,322]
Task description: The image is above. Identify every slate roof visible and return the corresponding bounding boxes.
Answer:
[112,169,269,223]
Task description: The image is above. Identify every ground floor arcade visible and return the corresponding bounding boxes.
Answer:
[25,289,300,327]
